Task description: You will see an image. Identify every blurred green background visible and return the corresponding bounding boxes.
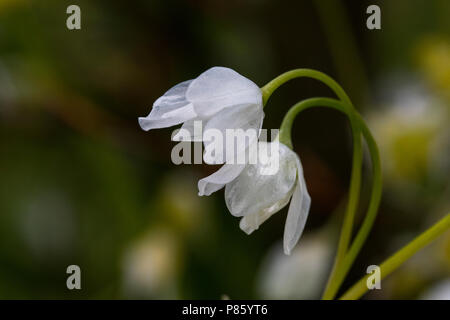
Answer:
[0,0,449,299]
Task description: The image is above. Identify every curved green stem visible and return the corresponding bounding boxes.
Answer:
[263,71,363,299]
[323,107,382,299]
[340,213,450,300]
[278,97,381,299]
[262,69,353,107]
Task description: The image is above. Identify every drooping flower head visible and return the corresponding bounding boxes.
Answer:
[139,66,266,198]
[139,67,311,255]
[139,67,264,148]
[200,141,311,255]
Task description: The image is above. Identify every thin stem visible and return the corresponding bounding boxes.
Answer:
[323,110,382,299]
[340,213,450,300]
[278,97,381,299]
[262,71,363,291]
[262,69,353,107]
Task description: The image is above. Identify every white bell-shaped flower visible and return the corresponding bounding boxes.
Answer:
[138,67,264,146]
[200,141,311,255]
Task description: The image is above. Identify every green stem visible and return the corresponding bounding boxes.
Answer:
[262,72,362,248]
[340,213,450,300]
[323,108,382,299]
[277,97,381,299]
[263,71,363,299]
[262,69,353,107]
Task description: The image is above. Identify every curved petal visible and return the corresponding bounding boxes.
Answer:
[139,80,197,131]
[186,67,262,118]
[203,103,264,165]
[225,142,298,218]
[283,157,311,255]
[239,191,293,235]
[198,164,246,196]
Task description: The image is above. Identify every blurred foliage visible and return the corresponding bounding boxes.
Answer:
[0,0,449,299]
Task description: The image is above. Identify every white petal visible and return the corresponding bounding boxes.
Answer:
[186,67,262,118]
[172,119,204,142]
[139,80,197,131]
[203,103,264,165]
[283,157,311,255]
[225,142,298,219]
[239,191,293,235]
[198,164,246,196]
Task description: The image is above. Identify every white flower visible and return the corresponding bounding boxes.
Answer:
[257,234,333,299]
[139,66,264,196]
[138,66,264,147]
[200,141,311,255]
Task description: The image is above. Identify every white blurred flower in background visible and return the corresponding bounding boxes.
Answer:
[257,233,333,299]
[420,278,450,300]
[121,227,182,299]
[368,77,449,196]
